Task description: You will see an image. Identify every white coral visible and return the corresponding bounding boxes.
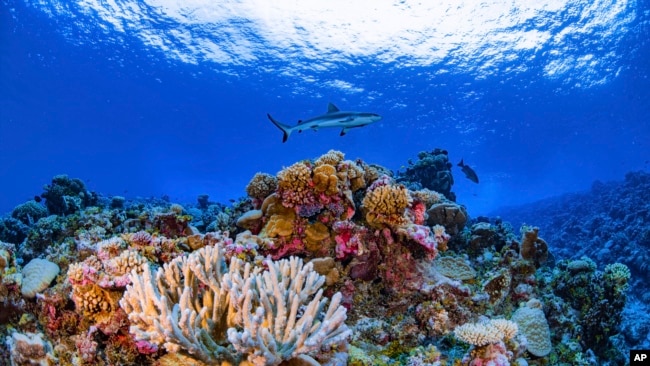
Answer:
[225,257,351,366]
[120,244,350,365]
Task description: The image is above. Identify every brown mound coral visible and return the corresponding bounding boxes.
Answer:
[304,222,331,254]
[245,172,278,201]
[313,164,340,195]
[363,184,412,227]
[337,160,366,192]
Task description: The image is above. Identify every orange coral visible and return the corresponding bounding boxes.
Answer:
[71,284,122,324]
[304,222,331,253]
[362,184,412,227]
[261,194,296,238]
[313,164,340,196]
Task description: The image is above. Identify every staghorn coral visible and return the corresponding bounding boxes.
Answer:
[120,243,350,365]
[454,318,520,366]
[362,182,411,228]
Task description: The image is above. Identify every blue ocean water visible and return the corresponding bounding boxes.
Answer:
[1,0,649,216]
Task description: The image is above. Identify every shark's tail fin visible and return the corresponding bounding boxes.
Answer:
[267,113,292,143]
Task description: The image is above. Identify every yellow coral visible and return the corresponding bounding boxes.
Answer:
[261,196,296,238]
[304,222,331,253]
[362,184,411,227]
[72,284,122,324]
[314,150,345,166]
[105,250,146,277]
[245,173,278,200]
[277,162,312,192]
[264,214,294,238]
[312,164,340,195]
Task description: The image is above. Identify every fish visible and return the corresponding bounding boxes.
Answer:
[457,159,479,183]
[267,103,382,142]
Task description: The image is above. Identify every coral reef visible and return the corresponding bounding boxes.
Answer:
[0,152,639,366]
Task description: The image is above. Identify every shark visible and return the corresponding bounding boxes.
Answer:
[267,103,382,142]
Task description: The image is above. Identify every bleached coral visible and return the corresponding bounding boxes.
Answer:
[120,243,350,365]
[511,299,551,357]
[20,258,59,299]
[454,318,518,347]
[225,256,351,366]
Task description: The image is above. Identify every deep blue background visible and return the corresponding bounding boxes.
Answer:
[1,0,649,216]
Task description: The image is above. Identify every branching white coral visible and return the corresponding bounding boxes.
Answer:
[225,257,351,365]
[120,244,350,365]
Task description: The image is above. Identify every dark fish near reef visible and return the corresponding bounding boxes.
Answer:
[458,159,479,183]
[267,103,382,142]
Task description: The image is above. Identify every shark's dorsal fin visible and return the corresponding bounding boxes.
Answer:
[327,103,340,113]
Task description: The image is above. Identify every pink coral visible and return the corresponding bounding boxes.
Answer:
[463,341,512,366]
[333,221,368,259]
[135,340,159,354]
[408,201,427,225]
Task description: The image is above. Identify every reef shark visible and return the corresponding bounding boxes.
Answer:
[267,103,382,142]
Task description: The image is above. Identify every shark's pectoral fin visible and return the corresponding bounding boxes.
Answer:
[340,128,349,136]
